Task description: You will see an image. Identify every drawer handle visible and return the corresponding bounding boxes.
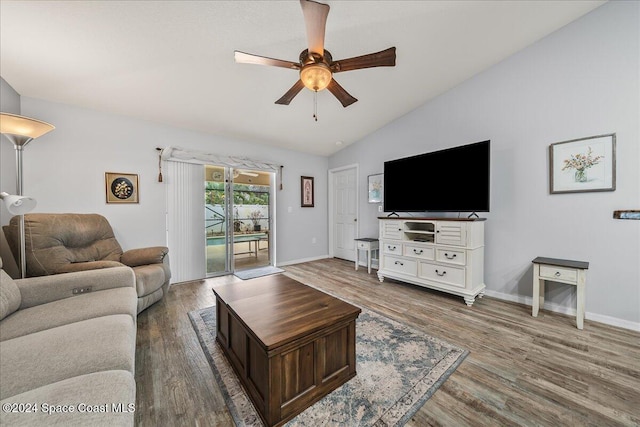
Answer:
[555,271,561,277]
[413,249,423,254]
[444,253,457,259]
[388,246,396,251]
[435,269,446,276]
[394,261,404,266]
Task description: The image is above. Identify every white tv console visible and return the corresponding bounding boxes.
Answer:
[377,217,486,306]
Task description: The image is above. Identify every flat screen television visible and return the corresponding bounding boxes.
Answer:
[383,140,490,213]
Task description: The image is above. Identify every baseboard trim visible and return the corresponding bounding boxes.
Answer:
[483,289,640,332]
[356,260,380,270]
[277,255,330,267]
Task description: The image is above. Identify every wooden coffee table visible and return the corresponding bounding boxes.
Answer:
[213,274,361,427]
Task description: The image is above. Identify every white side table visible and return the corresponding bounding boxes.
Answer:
[355,238,379,274]
[532,256,589,329]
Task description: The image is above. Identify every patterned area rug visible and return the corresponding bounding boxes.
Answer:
[189,303,468,426]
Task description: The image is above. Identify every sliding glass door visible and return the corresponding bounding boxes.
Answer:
[205,166,274,277]
[205,166,230,276]
[231,169,271,272]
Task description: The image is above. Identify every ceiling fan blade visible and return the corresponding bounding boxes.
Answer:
[234,51,300,70]
[327,79,357,108]
[332,47,396,73]
[275,79,305,105]
[300,0,329,56]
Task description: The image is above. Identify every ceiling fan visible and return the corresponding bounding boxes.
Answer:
[234,0,396,112]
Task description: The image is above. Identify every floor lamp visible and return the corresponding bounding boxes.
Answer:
[0,112,55,278]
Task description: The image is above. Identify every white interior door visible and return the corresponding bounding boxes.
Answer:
[330,166,358,261]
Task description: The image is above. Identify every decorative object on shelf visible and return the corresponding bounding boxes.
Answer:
[233,207,242,232]
[301,176,314,207]
[549,133,616,194]
[105,172,139,203]
[367,173,383,203]
[249,209,263,231]
[0,112,55,278]
[613,210,640,220]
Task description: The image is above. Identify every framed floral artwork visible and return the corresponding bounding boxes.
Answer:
[549,133,616,194]
[106,172,139,203]
[368,173,383,203]
[301,176,314,207]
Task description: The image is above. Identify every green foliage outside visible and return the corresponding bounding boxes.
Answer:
[205,182,269,206]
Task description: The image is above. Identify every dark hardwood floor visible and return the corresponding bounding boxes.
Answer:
[135,258,640,426]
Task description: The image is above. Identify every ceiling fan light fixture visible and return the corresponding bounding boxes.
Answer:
[235,0,395,108]
[300,63,332,91]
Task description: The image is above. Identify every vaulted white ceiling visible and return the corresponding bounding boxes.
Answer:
[0,1,604,156]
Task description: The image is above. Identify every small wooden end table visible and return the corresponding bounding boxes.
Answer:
[532,256,589,329]
[354,238,379,274]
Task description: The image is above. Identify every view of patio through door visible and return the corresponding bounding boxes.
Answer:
[205,165,272,276]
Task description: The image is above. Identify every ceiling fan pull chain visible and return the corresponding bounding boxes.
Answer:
[313,90,318,121]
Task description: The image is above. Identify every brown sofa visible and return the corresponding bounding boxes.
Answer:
[3,213,170,314]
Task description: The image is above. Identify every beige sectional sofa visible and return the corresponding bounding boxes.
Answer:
[0,257,138,426]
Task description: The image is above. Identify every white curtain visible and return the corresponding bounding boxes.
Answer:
[166,161,205,284]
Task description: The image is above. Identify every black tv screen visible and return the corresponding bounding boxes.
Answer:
[383,140,490,213]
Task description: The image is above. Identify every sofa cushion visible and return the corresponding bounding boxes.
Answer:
[0,269,21,321]
[137,286,164,314]
[0,314,135,400]
[121,246,168,267]
[4,214,123,277]
[0,287,137,341]
[16,266,135,310]
[0,370,135,427]
[132,264,166,297]
[58,260,125,274]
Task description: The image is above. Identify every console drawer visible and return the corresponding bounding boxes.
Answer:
[382,242,402,255]
[436,248,466,265]
[539,265,577,283]
[384,256,417,276]
[419,262,465,288]
[403,244,435,260]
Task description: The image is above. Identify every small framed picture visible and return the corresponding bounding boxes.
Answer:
[549,133,616,194]
[368,173,383,203]
[301,176,314,207]
[106,172,139,203]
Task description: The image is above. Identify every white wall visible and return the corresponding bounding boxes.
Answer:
[1,77,21,223]
[17,97,329,277]
[329,1,640,328]
[0,77,22,277]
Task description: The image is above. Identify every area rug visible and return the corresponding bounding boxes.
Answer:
[234,266,284,280]
[189,303,468,426]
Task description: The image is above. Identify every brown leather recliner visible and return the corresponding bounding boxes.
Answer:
[3,213,170,314]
